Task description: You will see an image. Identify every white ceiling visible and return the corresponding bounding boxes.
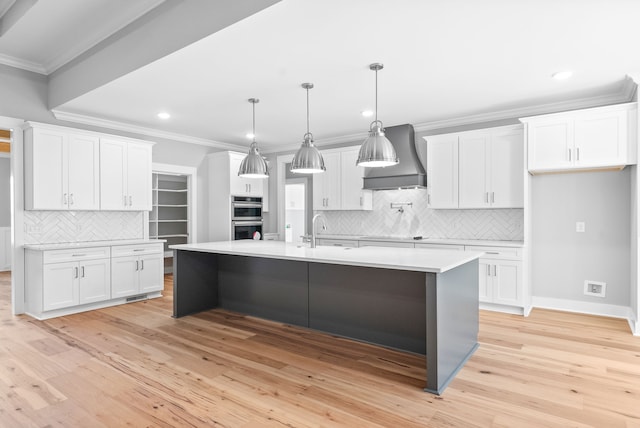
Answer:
[3,0,640,152]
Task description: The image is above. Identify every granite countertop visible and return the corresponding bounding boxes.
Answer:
[170,240,483,274]
[24,239,166,251]
[316,234,524,248]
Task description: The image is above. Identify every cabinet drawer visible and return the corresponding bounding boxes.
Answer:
[465,245,521,260]
[43,247,110,264]
[111,243,164,258]
[358,240,415,248]
[316,239,358,248]
[415,243,465,251]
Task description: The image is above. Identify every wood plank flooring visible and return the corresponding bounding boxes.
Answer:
[1,271,639,427]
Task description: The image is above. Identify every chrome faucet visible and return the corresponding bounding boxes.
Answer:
[310,213,327,248]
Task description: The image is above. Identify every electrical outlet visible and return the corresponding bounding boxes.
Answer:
[584,280,606,297]
[576,222,585,233]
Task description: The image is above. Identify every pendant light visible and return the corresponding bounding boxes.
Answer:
[238,98,269,178]
[356,63,399,167]
[291,83,326,174]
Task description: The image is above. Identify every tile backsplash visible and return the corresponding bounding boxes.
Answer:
[318,189,523,241]
[24,211,144,244]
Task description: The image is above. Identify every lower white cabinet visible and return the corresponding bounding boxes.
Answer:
[467,245,523,310]
[25,242,164,319]
[111,243,164,298]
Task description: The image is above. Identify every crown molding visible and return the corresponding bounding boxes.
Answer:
[0,53,47,75]
[51,110,246,151]
[413,85,636,133]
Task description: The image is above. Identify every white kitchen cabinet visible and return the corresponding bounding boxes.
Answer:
[340,148,373,210]
[523,102,637,173]
[312,147,372,211]
[425,134,458,209]
[24,125,100,210]
[425,125,523,209]
[100,138,153,211]
[25,246,111,312]
[466,245,523,310]
[458,127,524,208]
[111,243,164,298]
[313,151,341,210]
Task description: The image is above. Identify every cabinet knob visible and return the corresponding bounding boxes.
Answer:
[69,193,74,205]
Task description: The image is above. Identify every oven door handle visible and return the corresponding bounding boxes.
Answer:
[232,202,263,208]
[233,221,263,226]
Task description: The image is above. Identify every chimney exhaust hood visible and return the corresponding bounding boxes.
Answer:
[362,124,427,190]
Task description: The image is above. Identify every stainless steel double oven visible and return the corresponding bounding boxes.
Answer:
[231,196,263,240]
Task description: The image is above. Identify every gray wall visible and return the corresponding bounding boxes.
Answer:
[0,157,10,227]
[532,169,631,307]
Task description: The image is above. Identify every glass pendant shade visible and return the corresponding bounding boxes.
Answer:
[238,141,268,178]
[239,98,269,178]
[291,82,325,174]
[291,134,326,173]
[357,63,399,168]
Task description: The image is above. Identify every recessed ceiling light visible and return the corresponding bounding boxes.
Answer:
[361,110,374,117]
[157,112,171,120]
[246,133,255,139]
[552,70,573,80]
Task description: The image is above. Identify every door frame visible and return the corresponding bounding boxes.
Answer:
[0,116,25,315]
[152,163,198,244]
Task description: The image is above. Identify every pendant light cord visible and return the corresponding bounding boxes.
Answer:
[252,101,256,143]
[375,67,378,124]
[306,86,310,135]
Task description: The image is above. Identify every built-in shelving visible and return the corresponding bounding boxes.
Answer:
[149,173,190,273]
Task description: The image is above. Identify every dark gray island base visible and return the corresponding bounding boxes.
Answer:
[172,245,479,395]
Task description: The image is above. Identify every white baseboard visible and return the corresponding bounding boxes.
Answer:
[479,302,524,315]
[532,296,634,322]
[629,319,640,336]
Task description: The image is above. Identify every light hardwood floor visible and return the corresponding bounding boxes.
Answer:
[1,271,639,427]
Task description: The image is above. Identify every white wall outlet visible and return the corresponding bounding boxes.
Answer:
[584,280,606,297]
[576,221,585,233]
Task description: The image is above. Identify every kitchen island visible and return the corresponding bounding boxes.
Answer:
[170,240,481,394]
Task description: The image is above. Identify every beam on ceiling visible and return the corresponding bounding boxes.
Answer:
[48,0,280,110]
[0,0,37,36]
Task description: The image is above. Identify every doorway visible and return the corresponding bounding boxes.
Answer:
[285,179,306,243]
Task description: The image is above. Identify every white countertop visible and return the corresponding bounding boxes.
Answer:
[24,239,166,251]
[170,240,483,274]
[316,234,524,248]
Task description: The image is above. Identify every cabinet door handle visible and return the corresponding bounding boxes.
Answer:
[81,266,85,278]
[359,196,363,206]
[74,267,78,278]
[568,148,572,161]
[124,195,128,206]
[141,260,144,270]
[135,260,139,271]
[493,265,497,277]
[486,264,490,276]
[69,193,74,205]
[249,184,251,193]
[577,147,580,161]
[63,193,68,205]
[485,192,489,203]
[129,196,133,206]
[491,192,495,203]
[427,194,431,205]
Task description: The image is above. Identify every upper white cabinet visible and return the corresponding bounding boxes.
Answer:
[313,146,372,211]
[313,151,341,210]
[424,125,524,209]
[522,102,637,173]
[100,138,153,211]
[24,124,100,210]
[458,127,524,208]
